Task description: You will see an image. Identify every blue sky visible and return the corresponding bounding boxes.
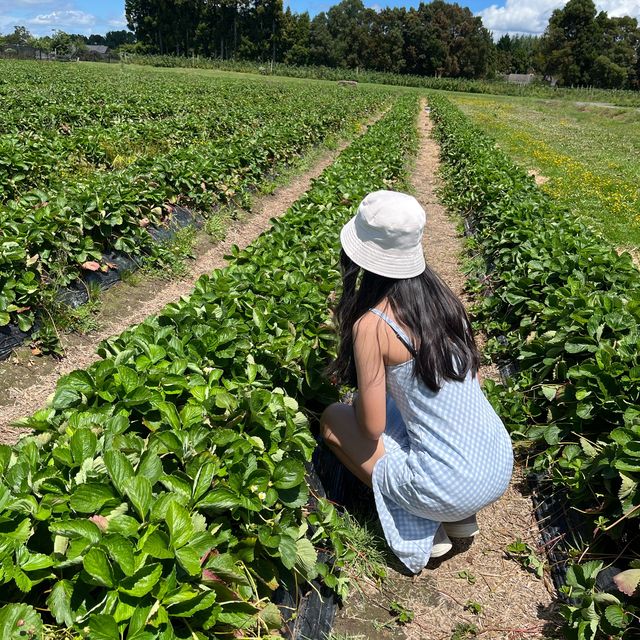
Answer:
[2,0,640,39]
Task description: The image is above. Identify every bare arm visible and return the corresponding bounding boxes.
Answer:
[353,315,387,441]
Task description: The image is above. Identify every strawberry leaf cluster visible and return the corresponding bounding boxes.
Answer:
[0,95,418,639]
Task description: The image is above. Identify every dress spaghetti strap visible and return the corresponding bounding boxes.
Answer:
[369,308,417,357]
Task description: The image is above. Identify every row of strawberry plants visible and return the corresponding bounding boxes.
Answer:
[0,95,419,639]
[428,94,640,637]
[0,62,221,133]
[1,62,386,335]
[1,63,353,200]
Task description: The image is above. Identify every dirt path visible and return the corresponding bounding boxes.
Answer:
[331,102,560,640]
[0,133,365,442]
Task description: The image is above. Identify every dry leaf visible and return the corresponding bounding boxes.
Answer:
[81,261,101,271]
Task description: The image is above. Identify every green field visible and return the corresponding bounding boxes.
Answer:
[0,61,388,337]
[450,93,640,249]
[1,60,640,639]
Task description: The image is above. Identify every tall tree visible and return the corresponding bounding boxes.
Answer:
[309,12,336,66]
[417,1,493,77]
[539,0,600,85]
[366,8,405,73]
[280,9,311,65]
[325,0,372,69]
[3,26,33,46]
[596,14,639,87]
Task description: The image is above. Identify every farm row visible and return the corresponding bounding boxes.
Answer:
[429,95,640,636]
[125,55,640,108]
[451,93,640,248]
[0,95,418,638]
[0,61,386,337]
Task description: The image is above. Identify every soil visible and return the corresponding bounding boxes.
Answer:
[527,169,550,186]
[0,129,371,442]
[329,101,561,640]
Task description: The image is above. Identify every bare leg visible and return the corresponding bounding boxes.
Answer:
[320,402,386,488]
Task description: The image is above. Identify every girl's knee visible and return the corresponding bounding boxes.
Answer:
[320,403,343,444]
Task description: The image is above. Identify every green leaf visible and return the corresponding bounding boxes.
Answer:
[277,482,309,508]
[83,547,114,587]
[192,461,216,502]
[295,537,317,577]
[604,604,629,629]
[272,459,305,489]
[64,370,95,396]
[257,602,282,630]
[155,401,181,430]
[104,450,135,496]
[197,487,241,511]
[175,546,202,576]
[125,476,152,521]
[278,535,297,570]
[70,428,98,464]
[166,501,194,549]
[205,553,250,585]
[46,580,74,627]
[51,388,82,410]
[50,519,101,544]
[137,451,163,484]
[88,614,120,640]
[168,590,217,617]
[21,552,54,572]
[119,563,162,597]
[541,385,558,401]
[103,534,135,576]
[0,604,43,639]
[14,569,32,593]
[217,602,259,629]
[142,529,174,560]
[17,314,33,332]
[70,483,116,513]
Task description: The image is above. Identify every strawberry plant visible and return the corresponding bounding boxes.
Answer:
[0,60,388,342]
[429,94,640,636]
[0,95,419,638]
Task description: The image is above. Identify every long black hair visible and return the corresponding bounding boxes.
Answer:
[328,249,480,392]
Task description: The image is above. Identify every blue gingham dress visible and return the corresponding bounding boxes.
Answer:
[369,309,514,573]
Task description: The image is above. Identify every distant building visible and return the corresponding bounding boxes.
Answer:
[506,73,536,85]
[86,45,109,55]
[82,45,114,61]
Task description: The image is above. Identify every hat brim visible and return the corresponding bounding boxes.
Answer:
[340,215,426,279]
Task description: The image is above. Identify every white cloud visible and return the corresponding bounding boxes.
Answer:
[108,12,127,28]
[601,0,640,17]
[30,9,95,27]
[478,0,640,38]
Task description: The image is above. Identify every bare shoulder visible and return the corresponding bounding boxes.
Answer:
[353,311,390,345]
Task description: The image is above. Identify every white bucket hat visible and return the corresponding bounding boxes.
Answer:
[340,190,426,278]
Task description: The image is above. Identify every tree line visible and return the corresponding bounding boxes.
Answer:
[2,0,639,89]
[123,0,640,87]
[0,26,135,56]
